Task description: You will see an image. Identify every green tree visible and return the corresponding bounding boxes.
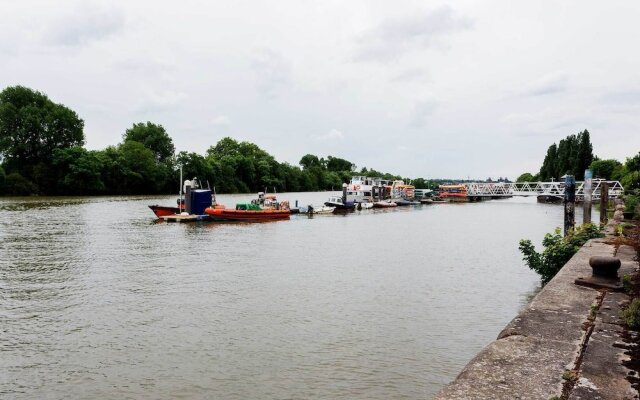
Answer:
[517,172,538,182]
[299,154,322,170]
[0,86,84,176]
[626,152,640,172]
[539,143,558,180]
[123,122,175,162]
[98,141,167,194]
[3,172,37,195]
[52,147,105,194]
[176,152,213,186]
[207,137,241,159]
[589,159,622,180]
[574,130,593,180]
[326,156,355,172]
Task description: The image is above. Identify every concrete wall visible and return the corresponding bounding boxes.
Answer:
[434,234,638,399]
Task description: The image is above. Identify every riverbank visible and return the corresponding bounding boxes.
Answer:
[435,223,640,399]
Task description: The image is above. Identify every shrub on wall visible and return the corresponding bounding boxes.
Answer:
[519,224,603,283]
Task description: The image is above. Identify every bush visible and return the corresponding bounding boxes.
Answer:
[622,298,640,329]
[519,223,604,283]
[624,194,639,215]
[4,172,37,195]
[0,165,5,194]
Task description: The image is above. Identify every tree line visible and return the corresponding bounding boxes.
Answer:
[0,86,452,196]
[517,129,640,191]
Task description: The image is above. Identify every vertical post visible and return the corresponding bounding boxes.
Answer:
[564,175,576,236]
[179,164,183,212]
[583,169,592,224]
[600,181,609,224]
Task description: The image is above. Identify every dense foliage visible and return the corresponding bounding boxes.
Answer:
[538,130,593,181]
[0,86,85,194]
[0,85,450,196]
[519,224,603,283]
[518,130,639,193]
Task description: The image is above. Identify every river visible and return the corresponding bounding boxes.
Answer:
[0,193,595,399]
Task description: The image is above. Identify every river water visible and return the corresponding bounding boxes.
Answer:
[0,193,595,399]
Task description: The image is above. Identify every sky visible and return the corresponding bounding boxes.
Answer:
[1,0,639,180]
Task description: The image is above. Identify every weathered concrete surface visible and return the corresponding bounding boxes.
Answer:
[434,335,573,399]
[569,292,635,399]
[435,237,639,400]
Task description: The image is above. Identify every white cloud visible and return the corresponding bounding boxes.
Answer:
[390,67,431,83]
[251,48,292,99]
[135,90,187,113]
[314,128,344,141]
[522,71,569,96]
[46,4,124,46]
[410,98,438,128]
[211,115,232,127]
[355,6,473,62]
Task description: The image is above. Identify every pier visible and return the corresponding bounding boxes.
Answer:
[461,180,623,201]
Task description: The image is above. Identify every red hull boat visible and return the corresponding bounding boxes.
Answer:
[149,205,183,218]
[205,205,290,221]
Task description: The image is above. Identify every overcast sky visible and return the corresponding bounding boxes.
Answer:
[2,1,639,179]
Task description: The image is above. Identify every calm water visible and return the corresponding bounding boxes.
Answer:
[0,193,595,399]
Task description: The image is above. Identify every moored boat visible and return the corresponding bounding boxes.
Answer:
[373,200,397,208]
[307,205,336,215]
[438,184,469,202]
[205,203,290,221]
[149,176,214,218]
[251,192,289,210]
[394,199,420,206]
[149,204,182,218]
[325,195,355,211]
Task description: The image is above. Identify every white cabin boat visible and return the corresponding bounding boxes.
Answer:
[346,176,389,203]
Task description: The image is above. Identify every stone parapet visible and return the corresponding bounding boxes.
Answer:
[434,238,638,400]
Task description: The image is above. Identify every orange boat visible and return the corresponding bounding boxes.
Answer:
[438,184,468,202]
[204,203,290,221]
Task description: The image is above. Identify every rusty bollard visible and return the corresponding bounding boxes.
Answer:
[589,256,621,278]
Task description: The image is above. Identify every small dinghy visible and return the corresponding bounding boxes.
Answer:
[307,205,336,215]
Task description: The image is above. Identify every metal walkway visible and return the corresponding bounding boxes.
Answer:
[464,180,623,200]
